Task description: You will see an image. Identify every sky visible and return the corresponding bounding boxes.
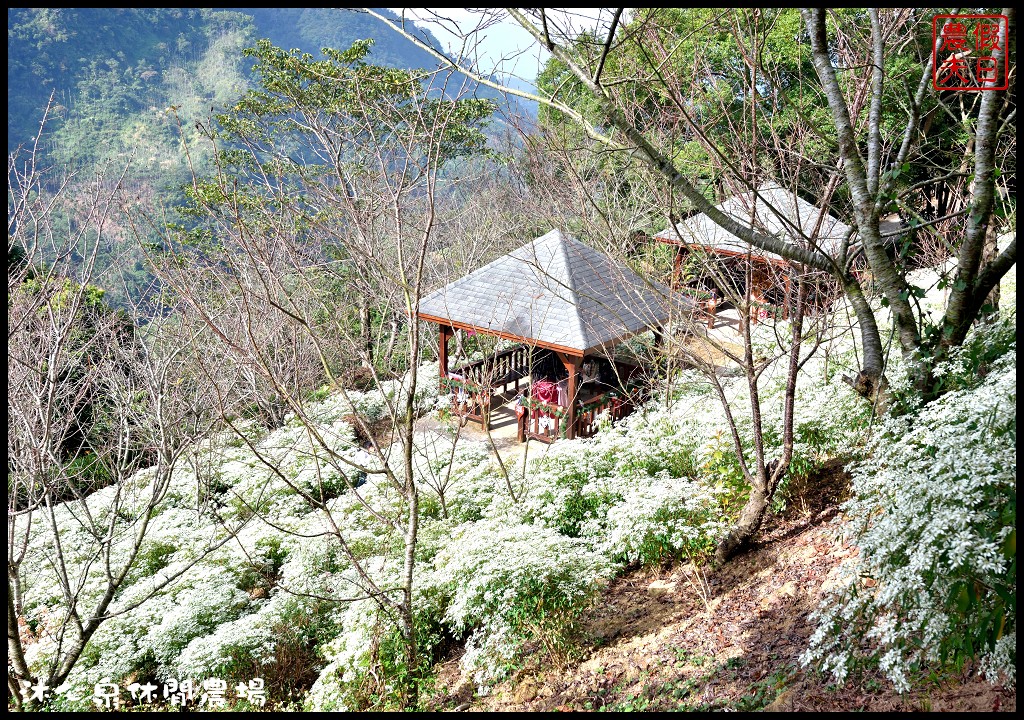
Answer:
[385,8,608,82]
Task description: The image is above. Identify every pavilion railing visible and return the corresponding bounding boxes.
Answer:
[440,374,490,426]
[442,350,648,441]
[453,345,534,395]
[573,390,637,438]
[442,345,535,428]
[522,390,642,443]
[522,360,646,443]
[522,398,567,443]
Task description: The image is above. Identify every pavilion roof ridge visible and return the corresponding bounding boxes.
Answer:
[543,229,590,350]
[415,228,681,354]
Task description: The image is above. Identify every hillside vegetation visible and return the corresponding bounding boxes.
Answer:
[7,7,507,308]
[7,7,1016,713]
[8,8,446,158]
[15,302,1016,710]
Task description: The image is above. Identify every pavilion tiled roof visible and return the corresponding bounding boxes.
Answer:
[416,229,682,354]
[654,185,855,263]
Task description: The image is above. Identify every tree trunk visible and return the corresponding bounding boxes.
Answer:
[384,314,400,364]
[7,582,31,708]
[803,8,921,365]
[399,486,419,708]
[981,224,1001,318]
[715,484,770,563]
[840,275,887,403]
[358,296,372,368]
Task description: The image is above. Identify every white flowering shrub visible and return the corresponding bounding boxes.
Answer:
[435,521,613,690]
[405,436,508,524]
[802,323,1016,692]
[514,413,732,566]
[18,329,883,710]
[598,470,731,564]
[304,598,378,712]
[304,560,454,712]
[17,368,423,708]
[292,361,439,428]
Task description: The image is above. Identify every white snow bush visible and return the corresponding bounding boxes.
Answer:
[19,331,881,710]
[803,321,1016,691]
[436,520,613,691]
[598,470,731,564]
[515,411,732,565]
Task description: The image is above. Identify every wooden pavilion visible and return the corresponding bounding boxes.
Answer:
[415,229,684,443]
[653,185,853,325]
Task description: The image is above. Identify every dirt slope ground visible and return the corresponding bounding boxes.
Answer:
[427,464,1016,712]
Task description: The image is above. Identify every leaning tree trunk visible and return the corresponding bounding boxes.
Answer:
[982,224,1001,319]
[715,485,771,563]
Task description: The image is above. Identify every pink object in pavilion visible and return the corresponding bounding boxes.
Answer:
[532,380,558,405]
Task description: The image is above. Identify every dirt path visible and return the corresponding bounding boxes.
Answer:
[426,466,1016,713]
[413,402,553,467]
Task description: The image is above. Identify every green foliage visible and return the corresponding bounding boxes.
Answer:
[534,9,834,205]
[366,610,448,711]
[59,452,113,497]
[439,522,612,686]
[307,385,332,403]
[134,540,179,577]
[699,430,748,491]
[552,481,620,539]
[164,35,498,390]
[235,537,289,595]
[300,467,365,505]
[216,37,496,171]
[929,314,1017,395]
[8,8,484,311]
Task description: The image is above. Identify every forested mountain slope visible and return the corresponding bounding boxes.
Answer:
[9,8,253,160]
[8,7,511,163]
[7,7,510,308]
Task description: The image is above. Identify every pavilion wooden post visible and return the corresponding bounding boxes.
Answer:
[438,324,452,380]
[672,247,684,289]
[557,352,582,440]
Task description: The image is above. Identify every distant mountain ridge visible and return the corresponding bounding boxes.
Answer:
[238,7,441,69]
[7,7,525,157]
[7,7,532,308]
